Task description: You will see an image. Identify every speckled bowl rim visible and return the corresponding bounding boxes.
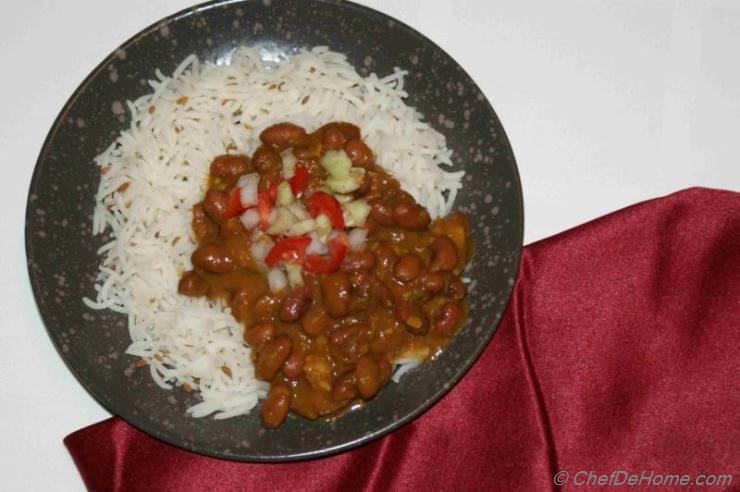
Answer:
[26,0,524,461]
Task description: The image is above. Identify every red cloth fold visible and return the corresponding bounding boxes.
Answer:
[65,188,740,491]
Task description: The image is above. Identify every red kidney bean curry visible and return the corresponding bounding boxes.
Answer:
[179,121,471,428]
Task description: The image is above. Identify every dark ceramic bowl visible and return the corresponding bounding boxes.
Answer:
[25,0,523,461]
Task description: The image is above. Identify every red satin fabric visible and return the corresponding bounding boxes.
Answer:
[65,188,740,491]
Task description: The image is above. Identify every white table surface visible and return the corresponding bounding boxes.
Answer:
[2,1,739,490]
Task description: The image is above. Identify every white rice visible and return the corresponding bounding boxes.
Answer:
[84,46,462,419]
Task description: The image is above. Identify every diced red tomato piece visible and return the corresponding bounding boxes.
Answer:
[304,233,348,274]
[268,183,278,203]
[257,192,272,230]
[289,164,309,197]
[306,191,345,229]
[223,187,244,219]
[265,236,311,268]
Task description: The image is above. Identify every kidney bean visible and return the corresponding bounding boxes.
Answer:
[374,243,397,271]
[323,126,346,150]
[338,122,361,140]
[293,147,314,160]
[430,236,458,272]
[343,251,376,273]
[191,204,218,242]
[447,277,467,300]
[395,301,429,335]
[329,324,370,363]
[355,355,382,400]
[317,122,360,141]
[416,272,445,294]
[252,145,282,176]
[282,352,304,379]
[202,189,229,223]
[301,306,330,336]
[255,335,292,380]
[344,139,374,167]
[350,272,373,298]
[378,358,393,385]
[261,383,292,429]
[192,244,234,273]
[220,216,244,238]
[230,289,251,322]
[333,313,366,329]
[254,294,279,321]
[394,254,423,283]
[351,273,393,308]
[303,354,333,392]
[376,283,395,308]
[433,302,464,335]
[393,202,431,230]
[259,123,307,151]
[244,322,276,347]
[178,271,209,297]
[370,202,395,227]
[279,287,313,322]
[210,154,249,178]
[321,271,352,318]
[331,372,358,401]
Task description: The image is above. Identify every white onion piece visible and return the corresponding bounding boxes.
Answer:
[268,268,288,293]
[306,232,328,255]
[281,149,297,179]
[334,194,353,203]
[250,234,274,264]
[276,181,294,206]
[266,208,294,235]
[288,218,316,236]
[237,173,259,207]
[268,208,279,224]
[285,264,304,287]
[239,208,260,230]
[315,214,332,241]
[347,228,368,251]
[321,149,352,178]
[343,199,371,227]
[287,202,310,221]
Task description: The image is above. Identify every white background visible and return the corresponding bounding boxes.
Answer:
[2,1,739,490]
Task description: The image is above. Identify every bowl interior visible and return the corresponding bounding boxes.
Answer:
[25,0,522,461]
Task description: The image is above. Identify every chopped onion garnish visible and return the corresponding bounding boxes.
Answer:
[240,208,260,230]
[287,202,310,221]
[334,194,353,203]
[288,218,317,236]
[285,264,304,287]
[306,232,328,255]
[267,207,295,235]
[250,233,274,271]
[237,173,259,207]
[347,228,368,251]
[320,149,352,179]
[343,199,371,227]
[268,268,288,293]
[315,214,332,241]
[281,149,297,179]
[327,176,360,193]
[276,181,294,206]
[267,207,278,225]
